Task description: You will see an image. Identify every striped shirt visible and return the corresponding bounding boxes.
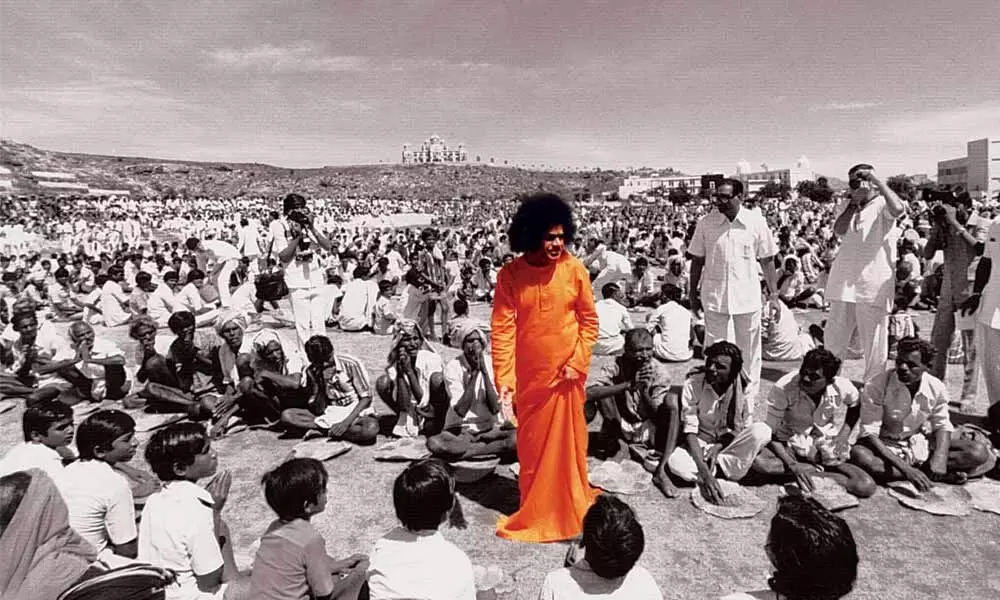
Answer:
[306,353,372,408]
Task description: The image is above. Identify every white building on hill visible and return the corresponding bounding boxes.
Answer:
[402,134,468,164]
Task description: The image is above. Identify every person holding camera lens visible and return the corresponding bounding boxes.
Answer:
[924,188,983,410]
[277,193,335,356]
[824,164,907,383]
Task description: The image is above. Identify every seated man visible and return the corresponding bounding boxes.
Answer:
[761,297,822,362]
[375,319,446,438]
[337,266,377,332]
[425,328,516,460]
[128,313,215,418]
[99,265,133,327]
[280,335,379,444]
[586,329,681,499]
[174,269,221,327]
[446,298,490,350]
[128,271,156,316]
[751,348,876,498]
[593,283,633,356]
[645,284,694,362]
[0,308,90,406]
[626,256,659,308]
[147,270,180,328]
[67,321,130,402]
[668,341,772,504]
[48,267,84,320]
[850,336,993,489]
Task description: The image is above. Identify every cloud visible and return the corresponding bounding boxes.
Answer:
[876,103,1000,146]
[809,101,882,112]
[3,75,189,110]
[207,44,369,73]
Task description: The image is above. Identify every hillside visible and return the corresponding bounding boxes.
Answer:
[0,139,623,201]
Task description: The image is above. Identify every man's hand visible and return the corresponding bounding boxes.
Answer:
[941,203,959,226]
[653,469,678,499]
[328,418,351,438]
[206,470,232,511]
[788,463,817,493]
[560,364,583,382]
[903,465,934,493]
[212,394,237,420]
[958,294,981,317]
[698,473,726,505]
[76,342,92,362]
[499,386,516,425]
[477,350,490,375]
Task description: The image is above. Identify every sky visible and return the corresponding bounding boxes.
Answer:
[2,0,999,177]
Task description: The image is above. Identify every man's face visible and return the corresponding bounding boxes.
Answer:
[625,336,654,368]
[56,275,70,287]
[13,315,39,344]
[714,184,741,214]
[134,324,157,351]
[895,350,927,386]
[462,336,484,364]
[71,324,95,348]
[541,225,566,262]
[177,323,196,349]
[798,364,829,396]
[704,354,734,387]
[192,277,205,290]
[219,321,243,350]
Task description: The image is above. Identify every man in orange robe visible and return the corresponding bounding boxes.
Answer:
[492,193,601,543]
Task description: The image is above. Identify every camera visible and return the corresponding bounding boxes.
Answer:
[287,207,313,227]
[931,204,948,218]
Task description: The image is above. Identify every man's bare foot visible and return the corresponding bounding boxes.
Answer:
[653,471,678,499]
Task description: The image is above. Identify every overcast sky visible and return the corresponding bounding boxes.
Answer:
[2,0,998,177]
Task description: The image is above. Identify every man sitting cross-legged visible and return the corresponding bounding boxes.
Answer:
[425,327,516,460]
[1,307,91,407]
[668,341,772,505]
[850,336,992,490]
[375,319,447,438]
[751,348,876,498]
[586,328,681,499]
[128,313,215,419]
[280,335,379,444]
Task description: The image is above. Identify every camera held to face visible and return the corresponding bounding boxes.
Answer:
[287,208,313,228]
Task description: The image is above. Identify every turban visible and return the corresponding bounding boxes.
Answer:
[215,309,248,334]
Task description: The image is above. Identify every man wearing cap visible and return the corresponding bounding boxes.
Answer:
[688,179,779,403]
[824,164,906,382]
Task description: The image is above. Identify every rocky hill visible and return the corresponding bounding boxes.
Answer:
[0,139,624,201]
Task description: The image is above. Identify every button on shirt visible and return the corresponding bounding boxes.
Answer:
[766,372,859,442]
[688,207,776,314]
[680,373,752,443]
[860,370,953,441]
[978,219,1000,330]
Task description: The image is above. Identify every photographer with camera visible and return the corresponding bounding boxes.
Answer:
[825,164,907,383]
[277,193,336,356]
[923,188,984,410]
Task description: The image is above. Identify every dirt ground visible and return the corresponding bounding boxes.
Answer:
[2,303,999,600]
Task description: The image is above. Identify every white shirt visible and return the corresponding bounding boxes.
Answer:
[826,195,900,308]
[443,354,498,433]
[148,285,178,324]
[199,240,241,263]
[646,301,693,361]
[176,283,208,313]
[61,459,137,558]
[338,278,378,331]
[977,219,1000,329]
[595,298,633,343]
[139,481,224,600]
[0,442,65,480]
[860,370,953,440]
[539,563,663,600]
[236,225,261,257]
[386,349,443,409]
[367,527,476,600]
[100,280,132,327]
[281,225,326,289]
[688,207,776,314]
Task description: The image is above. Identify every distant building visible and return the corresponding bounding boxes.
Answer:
[402,134,468,165]
[734,156,814,195]
[618,173,702,198]
[937,138,999,200]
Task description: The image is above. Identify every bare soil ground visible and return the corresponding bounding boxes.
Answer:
[2,304,998,600]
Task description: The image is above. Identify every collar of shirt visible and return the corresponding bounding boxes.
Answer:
[163,480,215,509]
[887,370,936,403]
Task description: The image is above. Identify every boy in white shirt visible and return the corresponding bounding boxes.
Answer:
[367,459,476,600]
[539,494,663,599]
[0,399,74,479]
[62,409,140,565]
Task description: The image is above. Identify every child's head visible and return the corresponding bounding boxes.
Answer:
[453,297,469,317]
[22,400,74,448]
[145,422,217,482]
[261,458,328,521]
[581,495,645,580]
[377,279,395,296]
[767,495,858,599]
[393,458,457,531]
[76,409,138,464]
[304,335,334,366]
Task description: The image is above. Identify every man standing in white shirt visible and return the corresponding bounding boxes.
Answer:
[186,237,242,309]
[824,164,906,383]
[594,283,633,356]
[961,217,1000,426]
[235,218,262,275]
[688,179,779,402]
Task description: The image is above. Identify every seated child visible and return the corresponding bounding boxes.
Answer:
[850,336,992,490]
[367,458,475,600]
[720,495,858,600]
[752,349,876,498]
[0,399,74,480]
[425,328,516,461]
[280,335,379,444]
[250,458,369,600]
[139,422,240,600]
[375,320,446,438]
[540,495,663,599]
[61,409,141,565]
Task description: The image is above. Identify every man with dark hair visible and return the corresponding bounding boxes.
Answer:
[688,179,779,404]
[594,283,633,355]
[825,164,907,382]
[669,341,772,504]
[646,283,695,362]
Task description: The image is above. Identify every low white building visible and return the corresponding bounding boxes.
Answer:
[618,173,701,198]
[937,138,999,200]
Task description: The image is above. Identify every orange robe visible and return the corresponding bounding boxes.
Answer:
[491,251,601,543]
